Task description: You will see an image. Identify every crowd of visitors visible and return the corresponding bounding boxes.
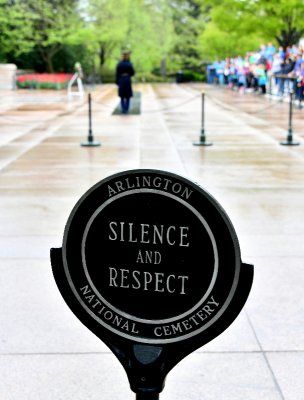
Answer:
[207,43,304,104]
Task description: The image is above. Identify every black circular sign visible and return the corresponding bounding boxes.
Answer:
[62,169,241,344]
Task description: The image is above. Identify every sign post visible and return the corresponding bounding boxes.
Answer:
[51,169,253,398]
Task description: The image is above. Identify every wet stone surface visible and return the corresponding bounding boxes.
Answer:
[0,83,303,400]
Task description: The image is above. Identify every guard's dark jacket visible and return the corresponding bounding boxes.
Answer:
[116,60,135,98]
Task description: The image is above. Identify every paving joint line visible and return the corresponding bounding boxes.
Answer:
[245,310,286,400]
[1,349,303,357]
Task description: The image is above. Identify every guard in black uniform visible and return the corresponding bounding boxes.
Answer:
[116,50,135,114]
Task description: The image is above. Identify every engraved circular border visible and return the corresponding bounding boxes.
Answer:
[81,189,219,324]
[62,169,242,344]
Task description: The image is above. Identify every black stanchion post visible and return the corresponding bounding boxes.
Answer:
[81,93,101,147]
[269,75,272,96]
[136,393,159,400]
[193,92,213,146]
[280,90,300,146]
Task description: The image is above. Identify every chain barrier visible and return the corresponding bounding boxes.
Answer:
[145,93,201,114]
[0,98,86,124]
[90,97,116,109]
[245,101,288,115]
[91,92,201,114]
[186,84,302,116]
[0,114,43,124]
[207,95,285,116]
[1,92,201,122]
[2,84,299,125]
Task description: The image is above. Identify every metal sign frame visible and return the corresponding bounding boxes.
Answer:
[51,169,253,398]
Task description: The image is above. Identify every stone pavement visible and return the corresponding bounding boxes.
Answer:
[0,83,303,400]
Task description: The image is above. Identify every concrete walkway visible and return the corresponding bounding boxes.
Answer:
[0,83,303,400]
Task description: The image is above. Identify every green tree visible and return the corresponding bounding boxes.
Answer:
[86,0,175,77]
[145,0,175,77]
[198,22,264,61]
[199,0,304,60]
[0,0,33,61]
[170,0,206,70]
[126,0,175,76]
[87,0,130,74]
[254,0,304,47]
[30,0,84,72]
[0,0,84,71]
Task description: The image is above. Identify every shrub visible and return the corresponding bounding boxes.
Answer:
[133,72,173,83]
[176,70,206,83]
[16,73,73,89]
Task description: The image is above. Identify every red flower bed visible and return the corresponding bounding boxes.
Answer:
[16,73,73,89]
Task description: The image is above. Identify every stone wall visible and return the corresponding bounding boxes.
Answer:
[0,64,17,90]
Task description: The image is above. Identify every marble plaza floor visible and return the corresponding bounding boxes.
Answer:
[0,83,303,400]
